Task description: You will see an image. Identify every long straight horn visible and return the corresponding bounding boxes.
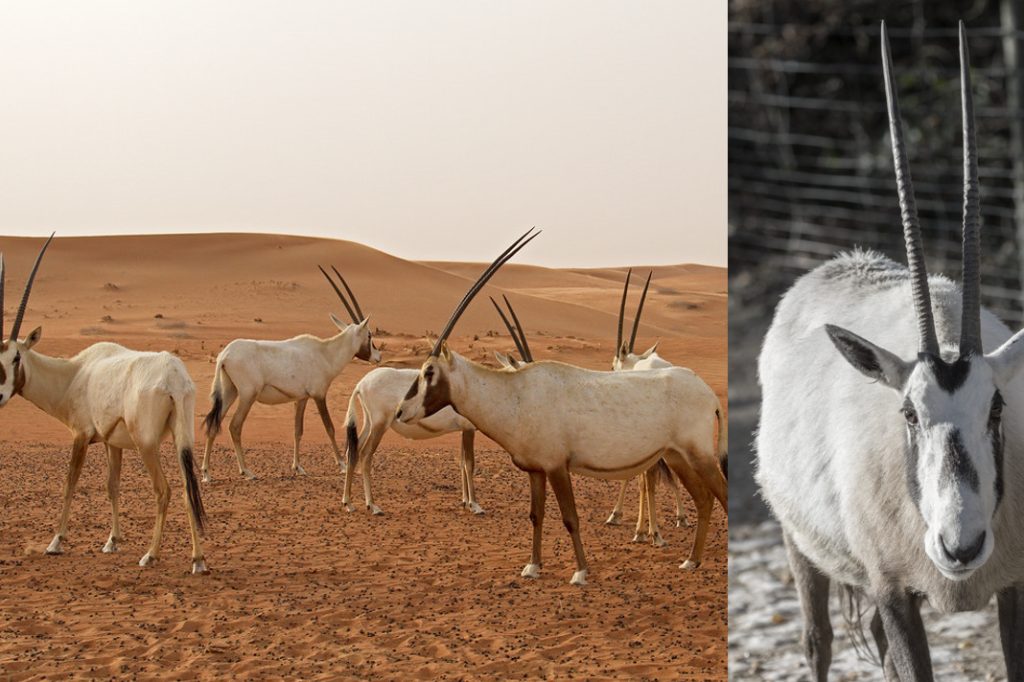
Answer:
[617,268,631,354]
[0,253,5,341]
[881,21,939,355]
[9,233,54,342]
[502,294,533,363]
[318,265,359,323]
[958,21,982,357]
[431,228,540,356]
[490,296,529,363]
[628,271,652,353]
[331,266,365,322]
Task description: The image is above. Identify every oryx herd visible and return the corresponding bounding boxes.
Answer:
[0,227,727,586]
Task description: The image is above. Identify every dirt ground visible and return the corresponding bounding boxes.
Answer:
[0,233,727,680]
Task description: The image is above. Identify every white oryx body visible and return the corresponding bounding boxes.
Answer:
[756,24,1024,679]
[0,236,208,573]
[201,318,379,481]
[202,266,379,481]
[397,349,728,583]
[341,366,482,515]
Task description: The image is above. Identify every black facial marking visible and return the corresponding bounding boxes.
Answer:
[0,362,5,384]
[355,332,374,362]
[422,370,453,417]
[919,354,971,393]
[943,429,980,491]
[990,390,1005,508]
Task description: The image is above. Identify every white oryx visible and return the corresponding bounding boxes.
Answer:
[201,266,380,482]
[757,24,1024,679]
[338,295,531,516]
[604,269,693,539]
[0,235,209,573]
[392,229,728,585]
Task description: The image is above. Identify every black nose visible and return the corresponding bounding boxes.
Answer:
[940,531,986,565]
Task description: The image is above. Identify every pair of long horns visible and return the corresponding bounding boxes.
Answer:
[616,268,651,355]
[1,233,55,343]
[318,265,366,324]
[490,295,533,363]
[431,227,541,357]
[882,20,981,356]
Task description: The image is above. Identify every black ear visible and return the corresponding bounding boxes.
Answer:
[825,324,911,389]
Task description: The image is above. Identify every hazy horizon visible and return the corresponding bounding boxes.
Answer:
[0,1,725,268]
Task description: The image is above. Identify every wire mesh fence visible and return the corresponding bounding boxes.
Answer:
[729,0,1024,326]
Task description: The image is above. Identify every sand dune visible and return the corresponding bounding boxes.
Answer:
[0,232,726,679]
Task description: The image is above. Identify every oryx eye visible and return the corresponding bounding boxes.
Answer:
[901,405,918,426]
[990,392,1004,422]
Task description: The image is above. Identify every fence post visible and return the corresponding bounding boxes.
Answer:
[1002,0,1024,313]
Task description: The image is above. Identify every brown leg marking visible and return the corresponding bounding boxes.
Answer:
[314,397,344,469]
[548,466,588,584]
[292,398,308,473]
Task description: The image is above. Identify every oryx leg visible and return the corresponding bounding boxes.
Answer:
[666,453,713,569]
[102,445,124,553]
[870,608,900,681]
[548,466,588,586]
[201,377,237,484]
[291,398,308,475]
[314,397,345,472]
[521,470,546,579]
[356,425,386,515]
[784,531,832,681]
[875,590,933,681]
[667,470,690,527]
[632,475,648,543]
[460,430,483,514]
[47,434,90,555]
[138,444,171,567]
[643,465,665,547]
[605,478,630,526]
[228,394,257,479]
[998,586,1024,682]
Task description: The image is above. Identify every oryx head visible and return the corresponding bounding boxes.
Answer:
[0,234,54,407]
[613,269,659,370]
[825,23,1024,581]
[318,265,381,364]
[396,229,539,424]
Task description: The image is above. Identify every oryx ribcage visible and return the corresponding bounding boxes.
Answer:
[393,230,728,584]
[201,266,381,481]
[338,295,533,516]
[0,235,209,573]
[604,268,694,541]
[757,23,1024,679]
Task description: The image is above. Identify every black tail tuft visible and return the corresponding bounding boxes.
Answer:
[180,447,208,535]
[203,393,224,438]
[346,422,359,472]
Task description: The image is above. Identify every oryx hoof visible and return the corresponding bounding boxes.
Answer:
[521,563,541,579]
[676,516,690,528]
[241,469,257,480]
[605,511,622,526]
[468,502,485,515]
[292,464,308,476]
[139,552,157,567]
[368,504,384,516]
[680,559,700,571]
[192,558,209,575]
[45,536,64,555]
[102,537,120,553]
[631,532,647,544]
[201,471,213,484]
[343,503,356,513]
[651,534,667,548]
[570,569,588,586]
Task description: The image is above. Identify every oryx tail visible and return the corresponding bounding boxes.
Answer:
[203,359,229,438]
[344,387,360,472]
[715,402,727,480]
[171,390,207,534]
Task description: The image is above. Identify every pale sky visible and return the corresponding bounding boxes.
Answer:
[0,1,725,268]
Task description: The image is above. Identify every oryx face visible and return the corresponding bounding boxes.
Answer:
[613,344,658,371]
[330,315,381,364]
[827,324,1024,580]
[395,350,452,424]
[0,328,41,407]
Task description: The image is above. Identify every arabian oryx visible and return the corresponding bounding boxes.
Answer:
[604,269,694,540]
[756,23,1024,680]
[201,266,380,482]
[392,229,728,585]
[338,295,531,516]
[0,235,209,573]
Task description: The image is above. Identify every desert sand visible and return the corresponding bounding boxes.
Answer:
[0,233,726,680]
